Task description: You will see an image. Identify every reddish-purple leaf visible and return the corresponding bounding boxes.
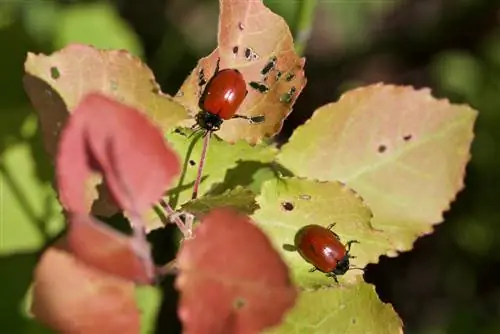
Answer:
[56,93,180,214]
[176,209,297,334]
[32,244,140,334]
[66,213,154,284]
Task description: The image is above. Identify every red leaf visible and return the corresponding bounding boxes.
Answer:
[56,92,180,214]
[176,209,297,334]
[32,244,140,334]
[66,213,154,284]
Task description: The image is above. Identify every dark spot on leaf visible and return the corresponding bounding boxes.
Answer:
[275,71,282,80]
[261,56,277,75]
[280,87,296,104]
[189,160,196,166]
[238,22,245,31]
[244,47,260,61]
[50,66,60,79]
[244,48,251,59]
[232,46,239,55]
[285,72,295,82]
[378,145,387,153]
[282,244,296,252]
[352,318,357,324]
[233,297,246,310]
[249,81,269,93]
[281,202,294,211]
[403,134,412,141]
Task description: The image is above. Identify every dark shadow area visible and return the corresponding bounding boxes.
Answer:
[0,252,51,333]
[147,226,183,334]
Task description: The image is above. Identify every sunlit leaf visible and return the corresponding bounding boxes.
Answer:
[175,0,306,144]
[277,84,477,252]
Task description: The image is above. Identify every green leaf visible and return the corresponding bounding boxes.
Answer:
[265,279,402,334]
[277,84,477,252]
[181,186,259,217]
[135,285,161,334]
[0,141,63,255]
[165,128,277,208]
[55,3,142,57]
[252,177,389,287]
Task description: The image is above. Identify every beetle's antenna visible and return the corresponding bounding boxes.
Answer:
[232,114,265,124]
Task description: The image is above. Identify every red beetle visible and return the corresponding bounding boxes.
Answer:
[195,58,265,133]
[294,223,360,282]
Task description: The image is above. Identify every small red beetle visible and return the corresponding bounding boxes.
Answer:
[294,223,360,283]
[195,58,265,133]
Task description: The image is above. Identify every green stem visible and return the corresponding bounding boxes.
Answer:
[293,0,318,56]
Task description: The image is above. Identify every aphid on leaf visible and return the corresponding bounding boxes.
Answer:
[280,86,296,104]
[294,223,361,283]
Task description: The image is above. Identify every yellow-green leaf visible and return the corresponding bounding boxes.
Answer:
[277,84,477,252]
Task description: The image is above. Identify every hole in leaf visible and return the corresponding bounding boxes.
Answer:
[282,244,296,252]
[299,194,311,200]
[377,145,387,153]
[232,46,239,55]
[403,134,412,141]
[244,47,259,61]
[233,297,246,310]
[50,66,60,79]
[189,160,196,166]
[281,202,294,211]
[238,22,244,31]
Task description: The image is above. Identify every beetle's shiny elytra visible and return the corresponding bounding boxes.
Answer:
[294,223,359,283]
[194,58,266,133]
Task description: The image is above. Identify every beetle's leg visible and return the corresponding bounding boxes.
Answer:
[326,223,336,231]
[232,114,265,124]
[214,57,220,75]
[197,67,207,97]
[348,265,365,273]
[327,272,339,284]
[345,240,360,252]
[308,267,317,273]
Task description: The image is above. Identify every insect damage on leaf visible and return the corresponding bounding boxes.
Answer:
[175,0,307,144]
[277,84,478,252]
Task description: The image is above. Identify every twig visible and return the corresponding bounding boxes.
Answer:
[191,132,211,200]
[293,0,318,56]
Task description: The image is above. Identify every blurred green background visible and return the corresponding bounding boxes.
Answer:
[1,0,499,333]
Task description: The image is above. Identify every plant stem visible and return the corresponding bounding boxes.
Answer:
[293,0,318,56]
[191,132,211,200]
[159,199,191,238]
